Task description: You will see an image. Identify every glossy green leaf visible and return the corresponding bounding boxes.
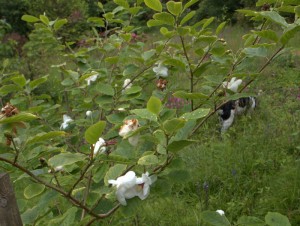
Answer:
[11,75,26,87]
[144,0,162,12]
[181,108,210,120]
[280,25,300,45]
[203,17,214,29]
[29,75,48,90]
[114,0,129,8]
[54,19,68,31]
[138,154,159,165]
[104,164,127,185]
[27,131,66,145]
[130,109,157,121]
[24,184,45,199]
[163,118,186,134]
[153,12,175,26]
[124,86,142,95]
[48,152,87,168]
[183,0,199,12]
[167,140,197,152]
[265,212,291,226]
[147,19,166,27]
[147,96,162,115]
[180,11,196,25]
[0,112,38,124]
[194,62,211,77]
[166,1,182,16]
[21,15,39,23]
[201,211,231,226]
[216,21,226,35]
[39,15,49,25]
[85,121,106,144]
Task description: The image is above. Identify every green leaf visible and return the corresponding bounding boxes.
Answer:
[39,15,49,25]
[144,0,162,12]
[194,62,211,77]
[48,207,77,226]
[48,152,87,168]
[265,212,291,226]
[181,108,210,120]
[203,17,214,29]
[259,11,288,28]
[183,0,199,12]
[256,0,277,7]
[27,131,66,145]
[147,96,162,115]
[0,112,38,124]
[237,216,265,226]
[105,56,119,64]
[124,86,142,95]
[280,25,300,45]
[0,84,21,95]
[130,109,157,121]
[166,1,183,16]
[216,21,226,35]
[24,184,45,199]
[154,129,167,146]
[11,75,26,87]
[21,15,40,23]
[163,118,186,135]
[85,121,106,144]
[295,6,300,17]
[104,164,127,185]
[167,140,197,152]
[173,91,208,99]
[180,11,196,25]
[97,83,115,96]
[253,30,278,42]
[54,19,68,31]
[164,58,186,71]
[87,17,105,27]
[243,46,269,58]
[114,0,129,8]
[138,154,159,165]
[142,49,156,61]
[153,12,175,26]
[123,64,139,76]
[147,19,166,27]
[201,211,231,226]
[29,75,48,90]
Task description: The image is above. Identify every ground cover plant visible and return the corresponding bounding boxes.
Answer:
[0,0,299,225]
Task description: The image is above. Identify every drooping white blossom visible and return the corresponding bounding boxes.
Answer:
[60,114,73,130]
[122,79,132,93]
[222,77,242,93]
[153,62,168,78]
[119,119,139,146]
[93,137,106,155]
[48,165,64,173]
[85,71,98,86]
[216,209,225,216]
[108,171,156,206]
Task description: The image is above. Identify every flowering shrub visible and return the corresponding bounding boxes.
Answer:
[0,0,299,224]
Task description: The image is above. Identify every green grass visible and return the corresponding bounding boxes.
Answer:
[119,65,300,226]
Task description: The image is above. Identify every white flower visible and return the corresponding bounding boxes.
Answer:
[108,171,137,206]
[86,110,92,117]
[60,114,73,130]
[48,165,64,173]
[222,77,242,93]
[122,79,132,93]
[119,119,139,146]
[216,210,225,216]
[93,137,106,155]
[117,108,126,111]
[85,71,98,86]
[153,62,168,78]
[108,171,156,206]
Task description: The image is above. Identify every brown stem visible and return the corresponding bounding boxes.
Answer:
[0,156,119,219]
[180,36,194,110]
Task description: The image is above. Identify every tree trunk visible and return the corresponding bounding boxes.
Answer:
[0,173,23,226]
